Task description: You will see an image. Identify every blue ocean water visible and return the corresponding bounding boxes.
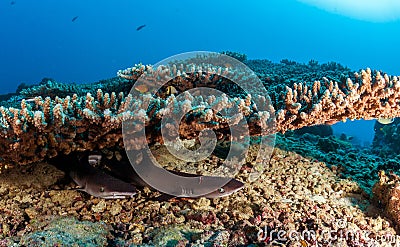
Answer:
[1,0,399,144]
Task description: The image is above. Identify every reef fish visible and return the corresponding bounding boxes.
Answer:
[134,84,149,93]
[71,16,79,22]
[136,24,146,31]
[377,118,394,125]
[166,86,177,96]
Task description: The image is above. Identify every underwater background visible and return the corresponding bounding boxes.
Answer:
[1,0,399,145]
[2,1,400,246]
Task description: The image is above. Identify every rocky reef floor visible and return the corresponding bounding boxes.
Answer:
[0,134,398,247]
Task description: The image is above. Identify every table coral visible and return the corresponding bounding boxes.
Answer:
[1,57,400,171]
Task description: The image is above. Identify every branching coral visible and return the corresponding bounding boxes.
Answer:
[274,68,400,132]
[0,91,146,168]
[119,63,400,134]
[1,58,400,171]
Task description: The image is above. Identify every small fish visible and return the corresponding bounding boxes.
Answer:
[10,1,16,5]
[71,16,79,22]
[325,119,338,125]
[224,63,232,68]
[166,86,177,95]
[134,84,149,93]
[17,97,36,103]
[377,118,394,125]
[136,24,146,31]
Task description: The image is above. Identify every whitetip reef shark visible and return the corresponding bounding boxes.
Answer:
[49,150,244,200]
[51,153,137,199]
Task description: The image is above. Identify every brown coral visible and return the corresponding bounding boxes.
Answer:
[275,68,400,133]
[1,58,400,171]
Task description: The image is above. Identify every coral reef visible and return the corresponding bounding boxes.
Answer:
[2,54,400,244]
[249,58,351,88]
[1,56,400,171]
[221,51,247,62]
[277,131,384,194]
[17,77,132,100]
[0,89,135,168]
[272,68,400,132]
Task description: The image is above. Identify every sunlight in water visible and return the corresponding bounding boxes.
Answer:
[298,0,400,22]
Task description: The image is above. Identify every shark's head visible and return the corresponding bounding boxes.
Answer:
[201,178,244,198]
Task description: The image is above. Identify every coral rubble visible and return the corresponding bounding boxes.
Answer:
[0,145,396,246]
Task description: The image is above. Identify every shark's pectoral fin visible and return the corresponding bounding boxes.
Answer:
[101,192,137,199]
